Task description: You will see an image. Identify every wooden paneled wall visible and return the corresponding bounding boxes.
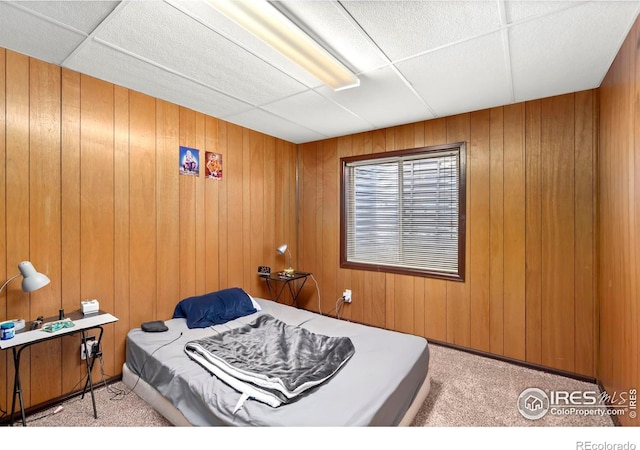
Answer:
[0,49,297,412]
[298,91,598,377]
[4,35,635,418]
[598,16,640,427]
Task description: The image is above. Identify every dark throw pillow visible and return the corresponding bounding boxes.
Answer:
[172,287,257,329]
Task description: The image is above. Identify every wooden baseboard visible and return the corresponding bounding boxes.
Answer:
[426,338,598,384]
[596,380,622,427]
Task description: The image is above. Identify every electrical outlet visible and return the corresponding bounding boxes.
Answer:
[343,289,352,303]
[80,337,96,360]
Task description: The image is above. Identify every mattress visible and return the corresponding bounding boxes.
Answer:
[124,297,430,426]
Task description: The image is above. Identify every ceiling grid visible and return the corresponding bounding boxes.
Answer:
[0,0,636,144]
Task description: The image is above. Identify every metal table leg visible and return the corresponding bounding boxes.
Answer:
[79,329,101,419]
[10,346,27,426]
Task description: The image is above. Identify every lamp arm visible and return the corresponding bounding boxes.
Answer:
[0,273,21,295]
[287,249,292,269]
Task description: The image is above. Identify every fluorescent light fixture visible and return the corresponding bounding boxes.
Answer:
[208,0,360,91]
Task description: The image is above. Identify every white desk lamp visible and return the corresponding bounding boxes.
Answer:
[0,261,50,330]
[276,244,294,275]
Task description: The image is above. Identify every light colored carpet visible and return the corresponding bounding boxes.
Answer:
[410,344,612,427]
[22,381,171,427]
[21,343,612,427]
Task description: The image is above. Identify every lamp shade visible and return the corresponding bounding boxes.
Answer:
[18,261,50,293]
[276,244,293,272]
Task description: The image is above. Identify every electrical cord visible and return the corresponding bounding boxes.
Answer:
[336,297,345,319]
[325,296,347,319]
[23,330,185,423]
[23,407,62,424]
[23,368,94,424]
[306,274,350,319]
[3,330,183,424]
[26,360,112,424]
[98,331,184,400]
[97,355,128,400]
[309,273,322,315]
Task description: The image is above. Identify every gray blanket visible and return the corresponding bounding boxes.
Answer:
[184,314,355,409]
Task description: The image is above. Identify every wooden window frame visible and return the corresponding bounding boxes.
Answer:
[340,142,466,282]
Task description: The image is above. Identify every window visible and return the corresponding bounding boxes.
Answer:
[340,142,466,281]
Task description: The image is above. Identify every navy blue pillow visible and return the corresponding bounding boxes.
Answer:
[172,287,257,329]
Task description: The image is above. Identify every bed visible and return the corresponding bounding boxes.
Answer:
[122,289,431,426]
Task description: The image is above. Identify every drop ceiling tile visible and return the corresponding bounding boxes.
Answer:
[504,1,578,24]
[317,66,435,129]
[94,1,309,106]
[262,90,374,138]
[396,31,512,117]
[171,0,322,88]
[0,2,86,64]
[342,0,502,62]
[65,40,254,119]
[0,0,637,143]
[224,108,326,144]
[277,0,388,73]
[12,1,120,33]
[510,1,640,102]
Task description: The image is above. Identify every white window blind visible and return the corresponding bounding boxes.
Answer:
[342,144,465,280]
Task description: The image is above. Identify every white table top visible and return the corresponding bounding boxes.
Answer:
[0,311,118,350]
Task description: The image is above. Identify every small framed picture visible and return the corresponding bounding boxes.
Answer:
[205,151,223,180]
[179,146,199,177]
